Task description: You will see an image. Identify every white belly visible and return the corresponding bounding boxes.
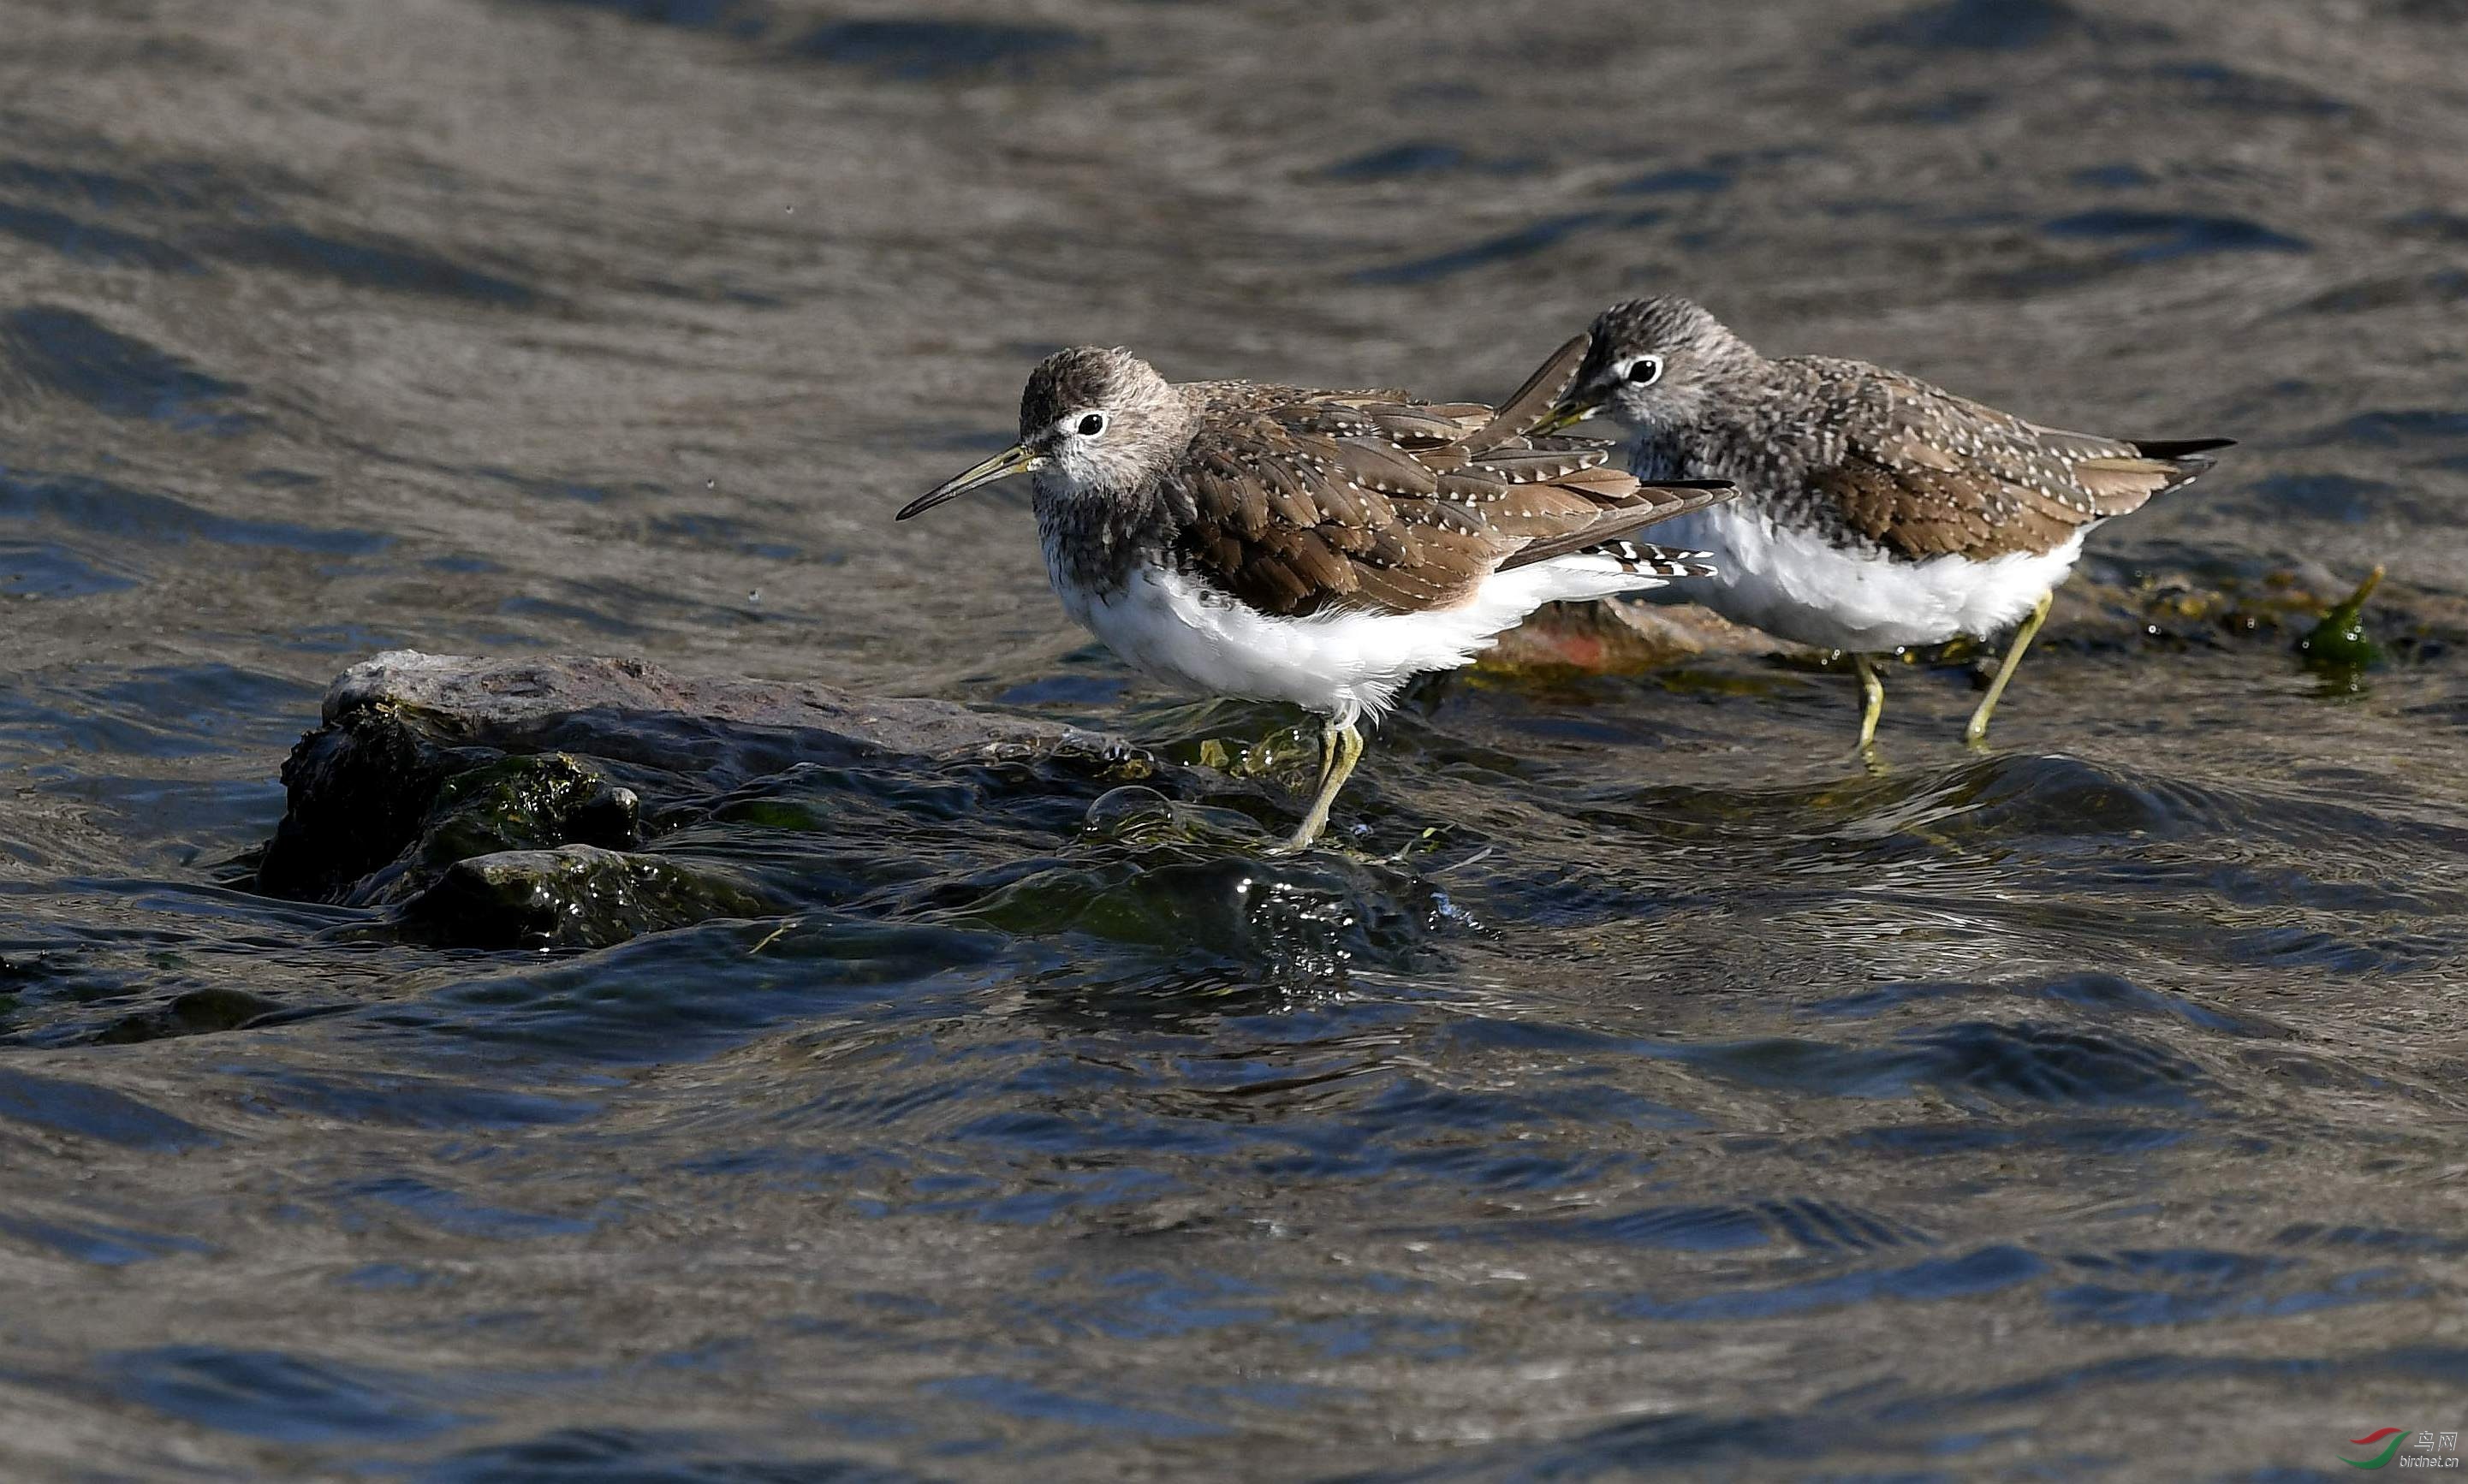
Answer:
[1050,556,1678,724]
[1645,502,2085,652]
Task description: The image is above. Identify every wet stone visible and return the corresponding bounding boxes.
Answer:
[360,753,643,908]
[404,844,773,950]
[254,650,1168,947]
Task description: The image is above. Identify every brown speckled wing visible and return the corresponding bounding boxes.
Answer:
[1809,362,2224,561]
[1164,409,1504,617]
[1163,367,1727,618]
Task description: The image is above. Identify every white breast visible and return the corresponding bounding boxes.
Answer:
[1047,549,1680,724]
[1644,502,2084,653]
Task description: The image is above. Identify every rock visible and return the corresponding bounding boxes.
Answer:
[407,754,642,889]
[255,650,1149,929]
[95,986,289,1046]
[254,699,479,902]
[1484,599,1792,671]
[402,844,776,950]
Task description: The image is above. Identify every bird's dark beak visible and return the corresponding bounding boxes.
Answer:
[897,442,1045,520]
[1530,393,1606,437]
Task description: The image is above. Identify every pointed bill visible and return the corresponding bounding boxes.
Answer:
[1528,394,1607,437]
[897,443,1045,520]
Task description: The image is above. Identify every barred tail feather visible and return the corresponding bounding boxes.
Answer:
[1514,542,1719,607]
[1582,539,1719,579]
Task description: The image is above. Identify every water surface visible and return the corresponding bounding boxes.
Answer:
[3,0,2466,1477]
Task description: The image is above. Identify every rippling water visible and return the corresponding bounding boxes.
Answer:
[4,0,2466,1477]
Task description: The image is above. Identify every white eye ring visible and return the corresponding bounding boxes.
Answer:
[1622,355,1664,388]
[1065,411,1108,437]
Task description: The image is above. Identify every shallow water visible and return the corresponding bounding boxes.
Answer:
[4,0,2468,1478]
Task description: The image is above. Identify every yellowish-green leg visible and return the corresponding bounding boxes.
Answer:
[1306,721,1339,792]
[1965,590,2055,746]
[1853,653,1885,753]
[1272,720,1364,854]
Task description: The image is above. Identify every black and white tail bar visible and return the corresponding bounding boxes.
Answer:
[1586,539,1719,579]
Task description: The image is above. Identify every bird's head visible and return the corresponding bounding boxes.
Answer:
[900,347,1189,519]
[1534,296,1760,439]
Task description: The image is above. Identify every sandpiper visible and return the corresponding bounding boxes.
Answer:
[1532,296,2231,748]
[899,337,1732,851]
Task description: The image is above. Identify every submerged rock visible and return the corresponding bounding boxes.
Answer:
[1485,599,1781,672]
[1493,563,2454,674]
[95,986,289,1046]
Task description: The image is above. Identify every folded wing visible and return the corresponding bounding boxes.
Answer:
[1802,358,2230,561]
[1165,337,1730,617]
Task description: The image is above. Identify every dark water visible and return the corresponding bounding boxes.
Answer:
[5,0,2468,1477]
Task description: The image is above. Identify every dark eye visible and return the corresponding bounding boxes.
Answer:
[1626,356,1664,386]
[1077,413,1107,436]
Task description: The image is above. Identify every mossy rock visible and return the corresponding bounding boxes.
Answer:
[405,845,776,950]
[253,650,1163,950]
